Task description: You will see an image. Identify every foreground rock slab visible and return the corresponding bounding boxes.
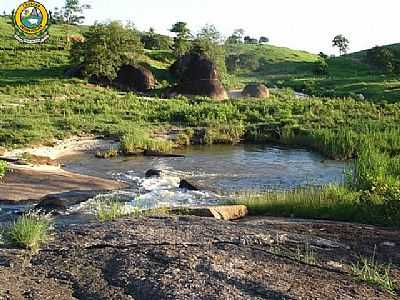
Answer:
[0,217,398,299]
[0,168,127,203]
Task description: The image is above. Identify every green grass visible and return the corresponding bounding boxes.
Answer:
[96,198,139,222]
[232,182,400,227]
[6,213,51,252]
[351,255,396,294]
[120,128,173,155]
[295,244,317,265]
[95,147,119,159]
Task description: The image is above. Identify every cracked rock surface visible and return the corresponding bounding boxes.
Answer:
[0,216,399,299]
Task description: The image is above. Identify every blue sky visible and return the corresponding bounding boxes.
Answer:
[2,0,399,54]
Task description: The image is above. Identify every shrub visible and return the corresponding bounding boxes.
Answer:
[313,59,329,75]
[7,213,51,252]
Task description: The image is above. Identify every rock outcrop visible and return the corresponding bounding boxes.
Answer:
[169,53,228,100]
[0,217,396,300]
[114,64,155,92]
[242,83,270,98]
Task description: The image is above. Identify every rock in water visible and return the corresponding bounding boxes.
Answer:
[242,84,270,98]
[179,179,199,191]
[145,169,162,178]
[115,64,155,92]
[36,190,103,210]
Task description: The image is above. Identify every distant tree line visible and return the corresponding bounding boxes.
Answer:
[226,29,269,45]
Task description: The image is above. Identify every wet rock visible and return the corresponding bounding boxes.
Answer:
[36,190,103,210]
[179,179,199,191]
[145,169,162,178]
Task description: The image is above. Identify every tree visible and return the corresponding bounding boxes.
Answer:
[141,31,171,50]
[319,52,329,59]
[366,46,396,74]
[226,28,245,44]
[52,0,91,24]
[332,34,350,56]
[170,21,191,57]
[244,36,258,44]
[259,36,269,44]
[191,24,227,77]
[70,21,143,81]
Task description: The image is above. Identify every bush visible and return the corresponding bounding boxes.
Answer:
[70,21,144,81]
[313,59,329,75]
[141,32,171,50]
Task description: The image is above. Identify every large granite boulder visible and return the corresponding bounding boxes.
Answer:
[169,53,228,100]
[242,83,270,98]
[115,64,155,92]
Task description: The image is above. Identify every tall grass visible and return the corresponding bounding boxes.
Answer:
[232,186,360,221]
[351,253,396,294]
[6,213,51,252]
[96,198,140,222]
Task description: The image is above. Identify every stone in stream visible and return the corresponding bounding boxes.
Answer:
[178,179,199,191]
[145,169,163,178]
[36,190,104,210]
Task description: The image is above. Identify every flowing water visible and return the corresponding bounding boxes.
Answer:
[0,145,348,222]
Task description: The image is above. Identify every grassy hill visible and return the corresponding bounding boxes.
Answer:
[1,14,400,106]
[229,40,400,102]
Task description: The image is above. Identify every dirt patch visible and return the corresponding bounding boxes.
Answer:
[0,216,398,299]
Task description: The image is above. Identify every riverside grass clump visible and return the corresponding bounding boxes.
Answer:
[6,213,51,252]
[95,198,140,222]
[351,254,396,294]
[120,128,174,155]
[0,160,8,179]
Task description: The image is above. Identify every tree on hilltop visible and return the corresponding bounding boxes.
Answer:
[332,34,350,56]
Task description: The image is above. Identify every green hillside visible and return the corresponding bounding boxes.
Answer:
[1,14,400,105]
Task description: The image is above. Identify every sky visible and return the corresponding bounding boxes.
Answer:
[2,0,399,54]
